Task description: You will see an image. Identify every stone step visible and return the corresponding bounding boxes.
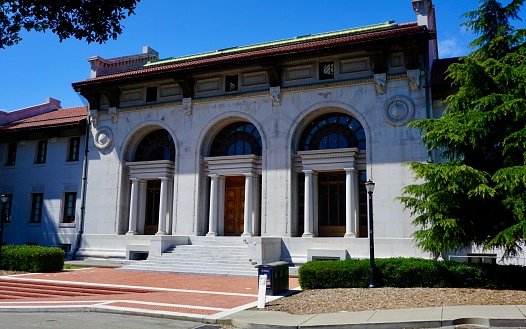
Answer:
[119,241,257,277]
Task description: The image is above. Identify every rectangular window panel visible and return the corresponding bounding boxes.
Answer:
[6,143,16,166]
[36,140,47,164]
[62,192,77,223]
[30,193,43,223]
[68,137,80,162]
[319,62,334,80]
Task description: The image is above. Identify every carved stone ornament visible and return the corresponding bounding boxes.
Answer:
[89,109,99,127]
[383,96,415,126]
[374,73,386,95]
[108,107,118,124]
[407,69,421,92]
[93,126,113,150]
[183,97,192,116]
[270,86,281,106]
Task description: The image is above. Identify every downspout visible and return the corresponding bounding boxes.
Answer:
[72,114,90,260]
[423,40,434,163]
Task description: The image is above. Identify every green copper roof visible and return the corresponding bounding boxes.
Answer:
[144,21,397,67]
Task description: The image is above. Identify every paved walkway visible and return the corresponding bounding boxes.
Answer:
[2,267,526,328]
[0,267,299,324]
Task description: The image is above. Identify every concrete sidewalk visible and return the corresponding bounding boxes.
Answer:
[227,305,526,328]
[1,265,526,328]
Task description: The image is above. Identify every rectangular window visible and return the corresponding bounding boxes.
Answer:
[6,143,16,166]
[30,193,43,223]
[146,86,158,102]
[225,75,238,92]
[319,61,335,80]
[36,140,47,164]
[2,194,12,223]
[68,137,80,162]
[62,192,77,223]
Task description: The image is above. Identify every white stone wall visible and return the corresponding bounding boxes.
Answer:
[0,136,85,249]
[81,73,429,259]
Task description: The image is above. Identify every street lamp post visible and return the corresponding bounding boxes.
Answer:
[0,194,8,268]
[365,179,376,288]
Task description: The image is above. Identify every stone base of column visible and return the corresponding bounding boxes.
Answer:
[241,232,253,237]
[155,231,167,235]
[126,231,137,235]
[344,232,356,238]
[206,232,217,237]
[302,232,314,238]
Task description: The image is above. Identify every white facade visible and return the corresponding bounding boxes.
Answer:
[2,0,463,265]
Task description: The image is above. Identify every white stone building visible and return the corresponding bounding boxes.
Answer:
[3,0,477,270]
[0,98,87,253]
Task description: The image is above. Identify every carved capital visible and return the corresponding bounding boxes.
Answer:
[89,109,99,127]
[407,69,421,92]
[183,97,192,116]
[108,107,118,123]
[270,86,281,106]
[374,73,386,95]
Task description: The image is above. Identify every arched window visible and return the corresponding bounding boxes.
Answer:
[210,122,262,156]
[299,113,365,151]
[134,129,175,161]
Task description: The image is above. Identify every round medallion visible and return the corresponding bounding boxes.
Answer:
[383,96,415,126]
[94,127,113,150]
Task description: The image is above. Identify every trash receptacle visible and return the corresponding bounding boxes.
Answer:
[257,261,289,295]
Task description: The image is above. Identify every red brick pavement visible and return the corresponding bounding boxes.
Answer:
[0,268,300,320]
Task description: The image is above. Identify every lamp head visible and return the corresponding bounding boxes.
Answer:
[0,195,8,203]
[365,179,375,194]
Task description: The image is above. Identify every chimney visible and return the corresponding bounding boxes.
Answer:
[412,0,436,30]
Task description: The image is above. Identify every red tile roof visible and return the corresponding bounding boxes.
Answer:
[73,22,430,87]
[0,106,87,131]
[431,57,461,84]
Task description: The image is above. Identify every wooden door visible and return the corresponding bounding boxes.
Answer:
[224,177,245,236]
[144,180,160,235]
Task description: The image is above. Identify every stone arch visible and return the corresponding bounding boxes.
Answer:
[119,121,179,163]
[288,101,372,238]
[288,101,371,154]
[197,112,267,158]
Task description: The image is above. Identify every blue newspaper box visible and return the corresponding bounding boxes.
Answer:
[257,261,289,295]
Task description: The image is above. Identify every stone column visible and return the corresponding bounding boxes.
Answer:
[344,168,357,237]
[126,178,139,235]
[156,177,168,235]
[242,173,254,237]
[302,170,314,237]
[207,174,219,236]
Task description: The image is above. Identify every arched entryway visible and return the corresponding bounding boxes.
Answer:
[125,128,176,236]
[204,121,262,237]
[295,112,367,237]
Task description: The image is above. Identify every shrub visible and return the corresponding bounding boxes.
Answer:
[0,245,64,272]
[298,257,526,290]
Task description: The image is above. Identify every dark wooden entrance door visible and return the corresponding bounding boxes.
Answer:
[224,176,245,236]
[144,180,160,235]
[318,171,346,237]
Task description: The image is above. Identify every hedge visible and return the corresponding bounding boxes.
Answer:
[298,257,526,290]
[0,245,64,272]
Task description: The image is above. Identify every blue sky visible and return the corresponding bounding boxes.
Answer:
[0,0,522,111]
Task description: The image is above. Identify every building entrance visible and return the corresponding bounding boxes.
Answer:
[144,180,160,235]
[224,176,245,236]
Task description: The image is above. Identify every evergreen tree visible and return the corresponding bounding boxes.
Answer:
[0,0,139,48]
[399,0,526,257]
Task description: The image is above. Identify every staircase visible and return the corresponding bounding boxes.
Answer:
[118,237,258,277]
[0,278,151,300]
